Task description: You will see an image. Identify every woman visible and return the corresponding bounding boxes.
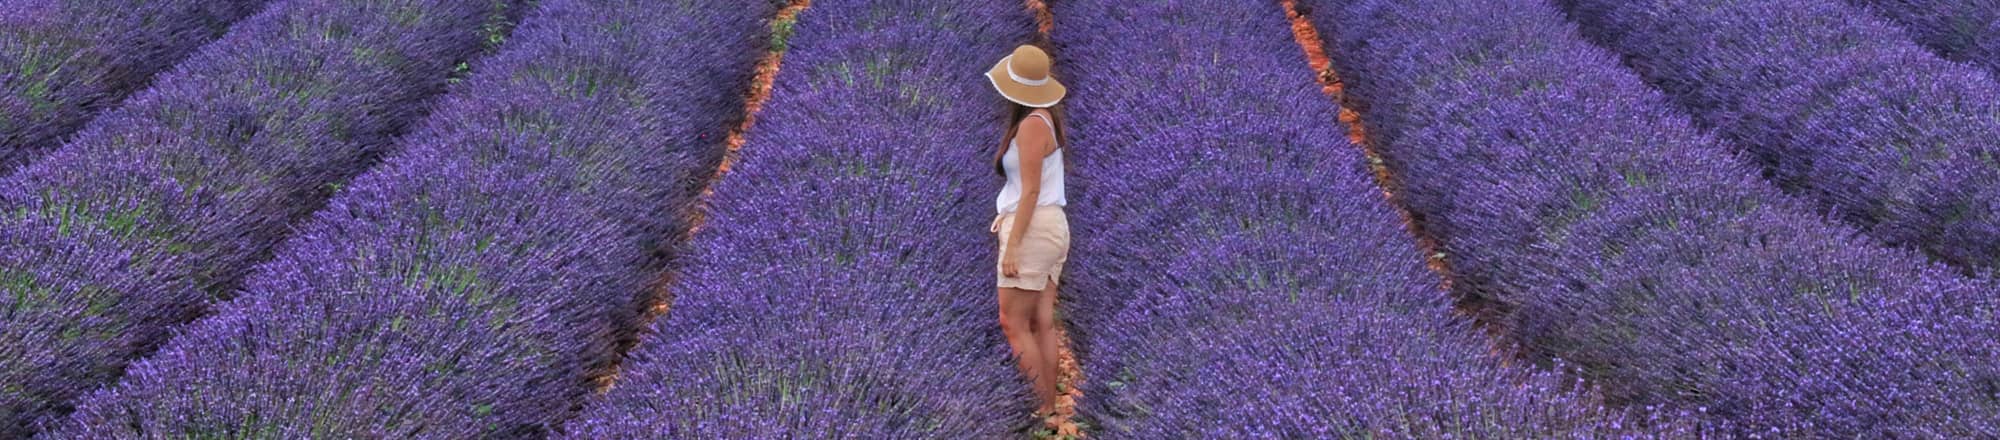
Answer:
[984,43,1071,426]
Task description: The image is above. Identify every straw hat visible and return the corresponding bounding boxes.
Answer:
[986,45,1066,108]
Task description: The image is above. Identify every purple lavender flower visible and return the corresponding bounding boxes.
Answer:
[0,0,520,436]
[560,1,1040,437]
[1844,0,2000,85]
[0,0,270,173]
[46,0,768,437]
[1311,0,2000,435]
[1557,0,2000,273]
[1052,0,1702,437]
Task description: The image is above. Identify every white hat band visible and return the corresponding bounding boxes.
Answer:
[1006,57,1049,86]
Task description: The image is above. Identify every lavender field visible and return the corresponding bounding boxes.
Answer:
[3,0,1998,438]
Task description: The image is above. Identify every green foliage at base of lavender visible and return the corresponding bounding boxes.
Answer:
[561,1,1039,438]
[45,0,768,437]
[0,0,269,172]
[0,0,524,436]
[1845,0,2000,82]
[1556,0,2000,274]
[1311,0,2000,435]
[1050,0,1701,437]
[768,10,799,53]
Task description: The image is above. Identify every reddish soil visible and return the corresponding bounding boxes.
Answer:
[1026,0,1055,37]
[1281,1,1516,352]
[1002,2,1489,436]
[1284,0,1458,286]
[713,0,812,180]
[1021,2,1083,438]
[593,0,813,394]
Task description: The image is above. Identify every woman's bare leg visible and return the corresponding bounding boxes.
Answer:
[998,287,1052,411]
[1032,283,1062,415]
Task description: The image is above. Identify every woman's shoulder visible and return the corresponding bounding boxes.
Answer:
[1014,110,1047,128]
[1014,111,1053,148]
[1018,109,1054,129]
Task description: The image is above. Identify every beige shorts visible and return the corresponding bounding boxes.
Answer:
[991,206,1070,291]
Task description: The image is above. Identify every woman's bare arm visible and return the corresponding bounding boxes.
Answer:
[1002,112,1053,276]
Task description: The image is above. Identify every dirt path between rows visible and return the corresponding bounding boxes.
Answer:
[1020,2,1084,438]
[1280,0,1472,316]
[592,0,813,394]
[1278,1,1495,337]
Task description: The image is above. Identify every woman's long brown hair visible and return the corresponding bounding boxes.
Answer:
[994,101,1069,176]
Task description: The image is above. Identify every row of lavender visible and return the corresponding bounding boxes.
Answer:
[1047,0,1705,437]
[44,0,769,437]
[0,0,518,436]
[1309,0,2000,435]
[0,0,269,172]
[560,0,1038,437]
[1844,0,2000,91]
[1551,0,2000,273]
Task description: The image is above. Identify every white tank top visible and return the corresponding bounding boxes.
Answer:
[997,112,1066,214]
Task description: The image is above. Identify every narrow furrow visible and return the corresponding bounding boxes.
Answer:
[712,0,812,180]
[1843,1,2000,87]
[1307,0,2000,435]
[1052,0,1681,437]
[43,0,771,437]
[1557,0,2000,273]
[561,1,1040,437]
[0,0,271,173]
[606,0,812,394]
[1025,0,1054,37]
[1279,0,1474,327]
[0,0,522,436]
[1018,1,1082,438]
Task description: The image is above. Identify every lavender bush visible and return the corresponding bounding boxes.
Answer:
[1051,0,1694,437]
[560,1,1039,437]
[0,0,269,172]
[1554,0,2000,273]
[1845,0,2000,79]
[45,0,768,437]
[1310,0,2000,435]
[0,0,518,436]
